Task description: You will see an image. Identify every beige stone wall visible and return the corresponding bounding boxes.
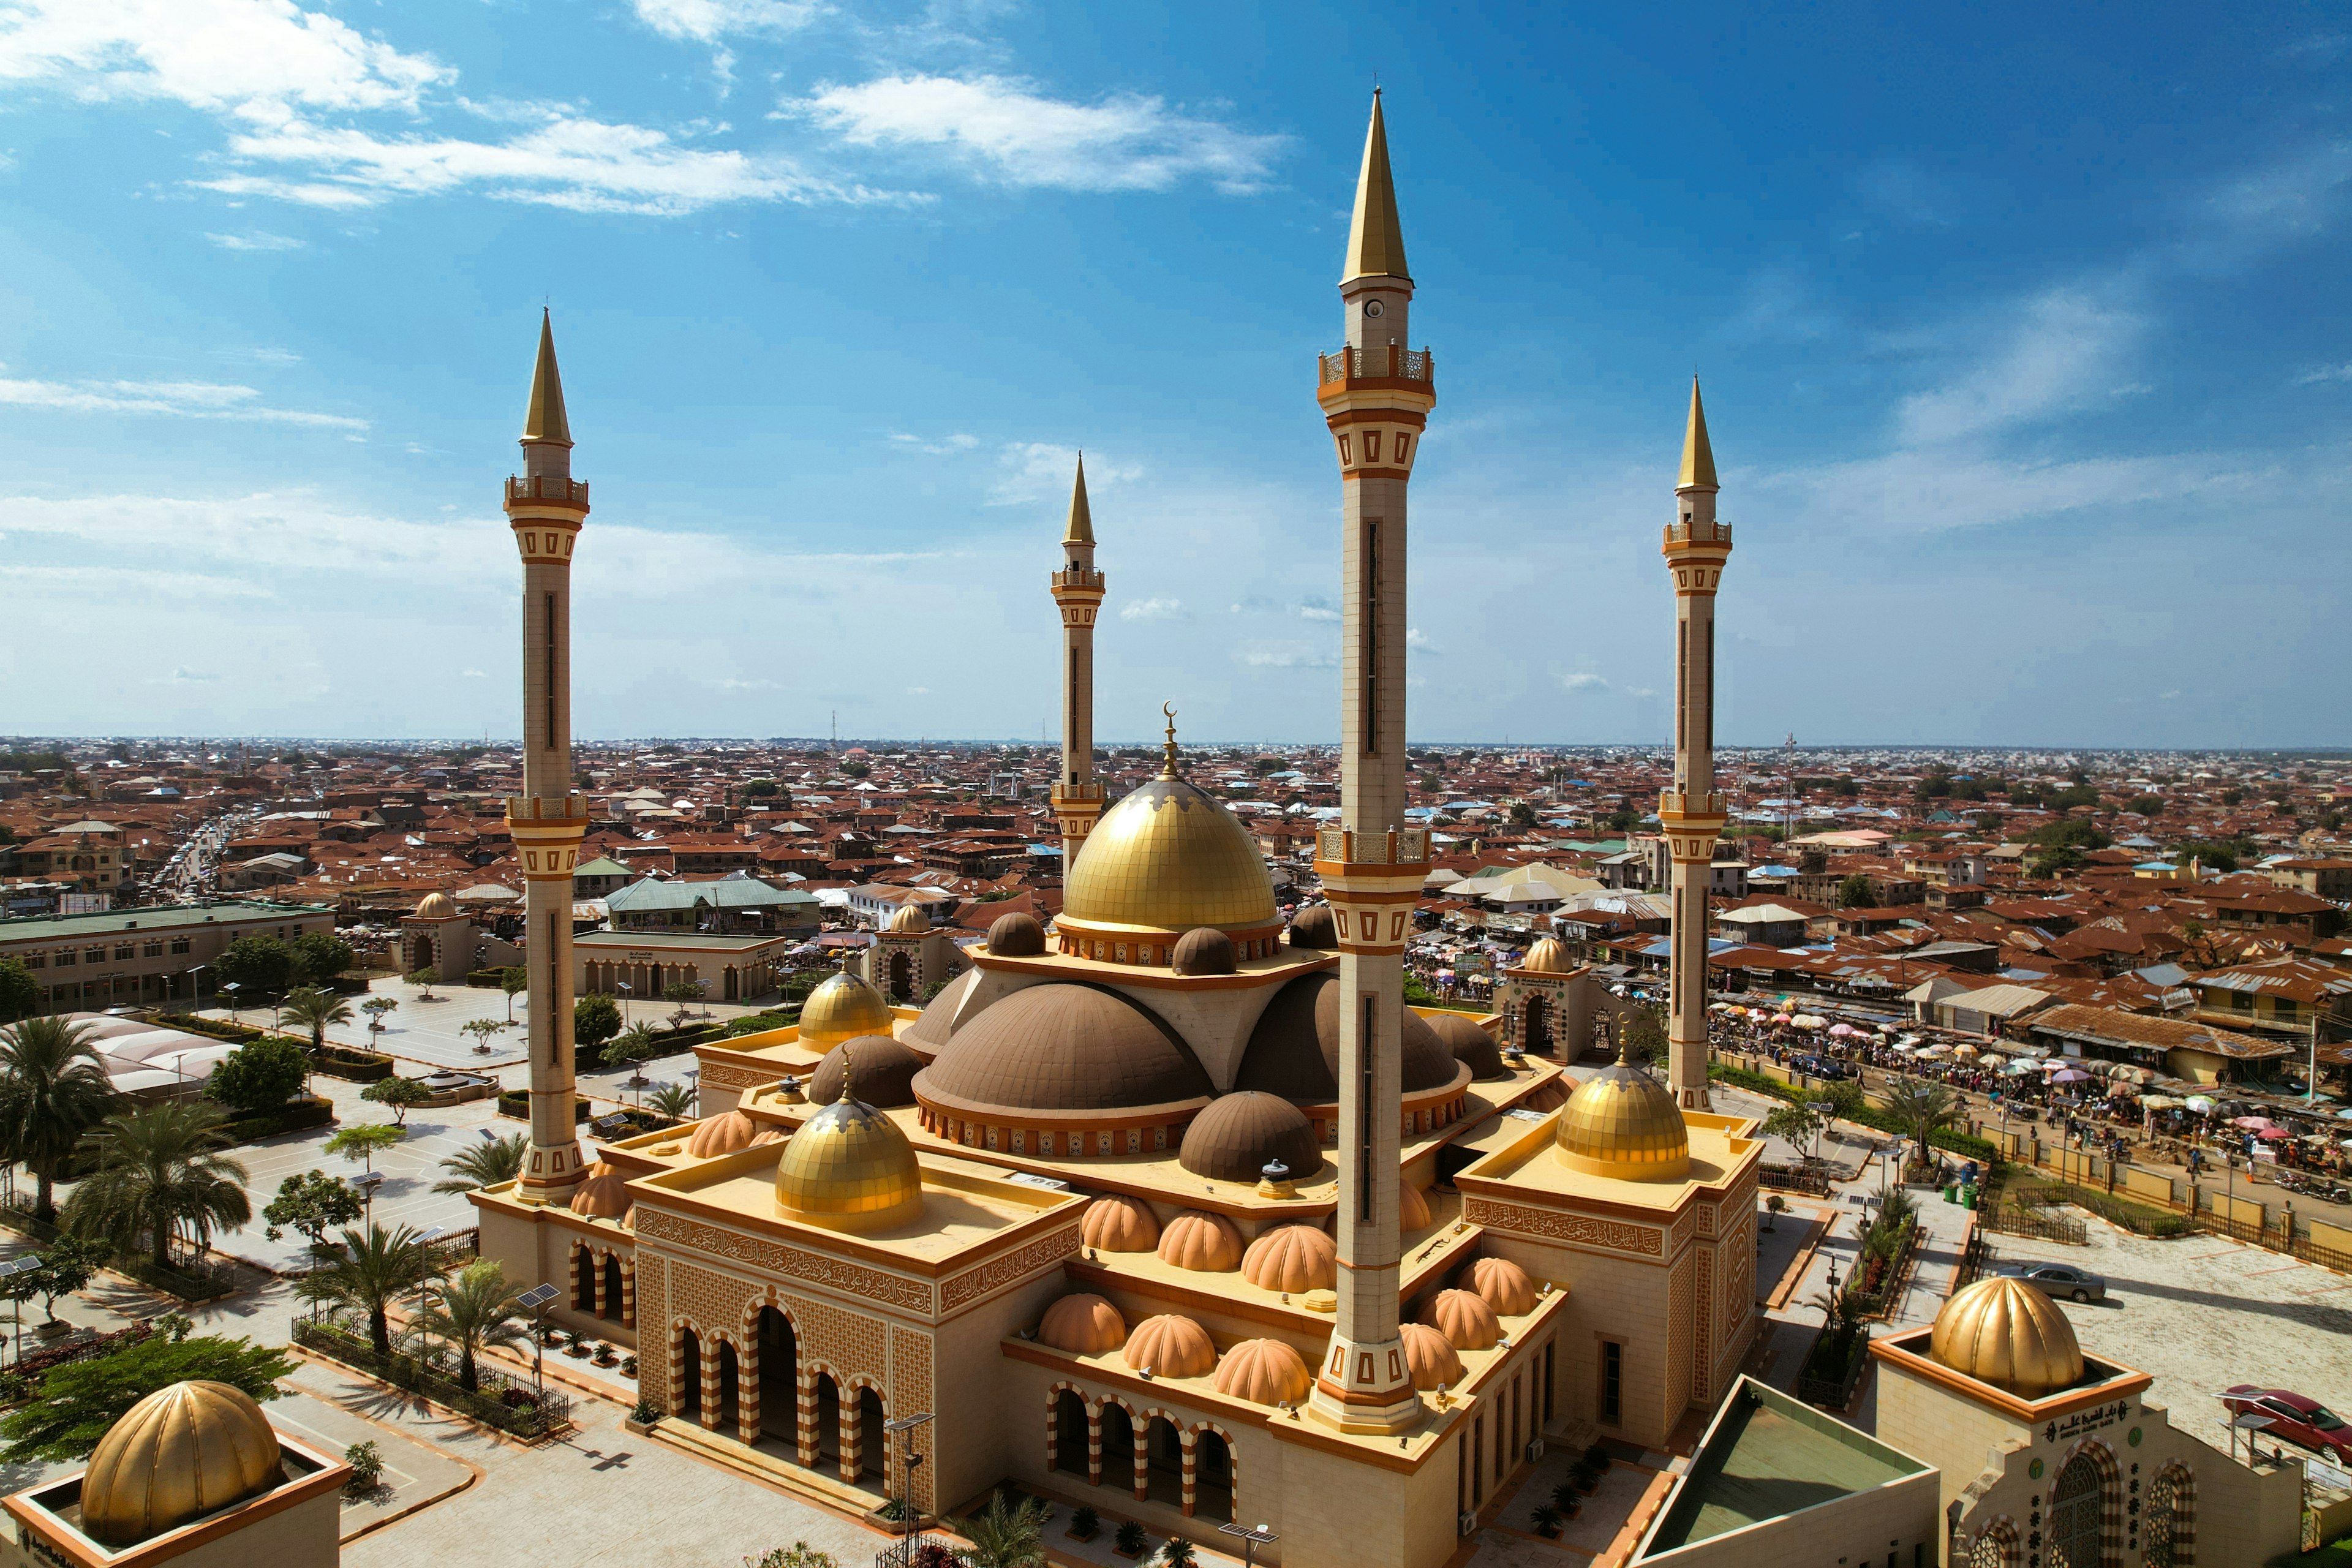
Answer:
[170,1488,342,1568]
[1482,1230,1676,1447]
[1876,1363,2027,1518]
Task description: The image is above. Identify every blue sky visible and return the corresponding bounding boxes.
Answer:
[1,2,2346,748]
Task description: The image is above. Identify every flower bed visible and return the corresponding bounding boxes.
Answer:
[292,1316,572,1439]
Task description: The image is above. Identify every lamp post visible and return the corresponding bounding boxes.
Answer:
[352,1170,383,1222]
[219,981,241,1025]
[411,1226,447,1374]
[0,1255,42,1369]
[1807,1099,1834,1164]
[184,962,208,1012]
[884,1411,935,1561]
[517,1283,559,1395]
[1219,1521,1279,1568]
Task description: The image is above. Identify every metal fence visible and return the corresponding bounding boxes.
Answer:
[293,1314,573,1438]
[1983,1205,2090,1246]
[872,1536,972,1568]
[1796,1325,1872,1409]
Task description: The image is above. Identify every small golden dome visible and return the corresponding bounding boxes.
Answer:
[1157,1210,1243,1272]
[1061,764,1278,937]
[81,1381,284,1547]
[1241,1224,1338,1294]
[566,1163,633,1220]
[1080,1193,1161,1253]
[1464,1256,1538,1317]
[415,891,456,921]
[1929,1276,2086,1398]
[884,902,932,934]
[1422,1288,1502,1351]
[1214,1339,1312,1406]
[799,963,895,1050]
[1038,1294,1127,1355]
[686,1109,759,1158]
[1521,937,1574,973]
[1123,1314,1216,1379]
[1555,1046,1691,1181]
[1400,1322,1463,1390]
[774,1080,923,1226]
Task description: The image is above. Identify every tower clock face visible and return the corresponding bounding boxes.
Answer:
[1364,300,1385,318]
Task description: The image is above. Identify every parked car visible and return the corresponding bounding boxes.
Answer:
[1995,1262,2106,1303]
[1795,1055,1853,1080]
[2221,1387,2352,1465]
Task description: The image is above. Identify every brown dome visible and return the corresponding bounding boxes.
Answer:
[1178,1091,1321,1184]
[914,984,1212,1116]
[1235,971,1463,1102]
[1080,1193,1161,1253]
[1286,903,1337,949]
[567,1163,633,1220]
[1463,1257,1537,1316]
[1157,1210,1243,1272]
[1214,1339,1312,1406]
[1123,1314,1216,1379]
[1400,1322,1463,1390]
[687,1110,760,1158]
[1426,1012,1507,1080]
[1241,1224,1337,1293]
[986,911,1046,956]
[1038,1294,1127,1355]
[1323,1178,1431,1237]
[899,968,974,1053]
[1521,1077,1572,1112]
[810,1037,921,1109]
[1172,927,1237,976]
[1422,1288,1502,1351]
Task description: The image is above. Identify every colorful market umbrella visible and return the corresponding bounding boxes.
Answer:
[2230,1116,2277,1130]
[2184,1096,2217,1112]
[2254,1126,2292,1141]
[2050,1068,2091,1084]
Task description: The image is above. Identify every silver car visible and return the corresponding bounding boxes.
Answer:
[1997,1262,2106,1303]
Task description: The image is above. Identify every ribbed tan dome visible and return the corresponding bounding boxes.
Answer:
[1123,1314,1216,1379]
[1464,1257,1537,1316]
[1400,1322,1463,1390]
[81,1381,284,1547]
[1929,1276,2086,1398]
[415,891,457,920]
[1038,1294,1127,1355]
[1080,1193,1161,1253]
[1425,1012,1506,1080]
[1555,1047,1690,1181]
[687,1109,760,1158]
[1241,1224,1338,1293]
[884,902,932,933]
[1214,1339,1312,1406]
[985,911,1046,956]
[567,1163,633,1220]
[1178,1091,1320,1184]
[810,1037,921,1109]
[1157,1210,1243,1272]
[799,965,895,1050]
[1521,937,1574,973]
[774,1083,923,1226]
[1323,1180,1430,1237]
[1422,1288,1502,1351]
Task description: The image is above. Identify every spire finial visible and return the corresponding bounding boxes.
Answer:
[837,1041,859,1105]
[521,308,573,448]
[1160,703,1180,776]
[1342,91,1409,284]
[1678,375,1717,491]
[1063,451,1096,546]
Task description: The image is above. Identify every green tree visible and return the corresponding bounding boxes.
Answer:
[499,967,527,1022]
[64,1102,251,1271]
[295,1224,437,1357]
[281,986,352,1052]
[574,993,622,1055]
[405,967,439,1000]
[433,1131,527,1195]
[407,1259,529,1392]
[0,1328,293,1464]
[2126,794,2164,817]
[361,1076,432,1127]
[460,1019,504,1055]
[1508,801,1537,829]
[11,1235,107,1322]
[647,1084,697,1120]
[1836,873,1874,908]
[262,1170,366,1253]
[949,1488,1054,1568]
[214,935,295,1000]
[288,930,353,986]
[605,1022,660,1077]
[205,1036,308,1115]
[1884,1081,1962,1173]
[745,1545,838,1568]
[360,995,398,1044]
[0,958,39,1025]
[0,1016,123,1220]
[1762,1103,1822,1156]
[324,1123,402,1171]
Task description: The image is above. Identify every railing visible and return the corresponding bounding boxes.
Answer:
[1663,519,1732,545]
[1983,1205,2090,1246]
[293,1314,573,1439]
[873,1536,972,1568]
[506,475,589,505]
[1050,568,1104,592]
[1317,344,1434,386]
[1795,1324,1871,1409]
[1758,1163,1833,1197]
[0,1204,239,1302]
[1316,826,1432,865]
[505,793,588,824]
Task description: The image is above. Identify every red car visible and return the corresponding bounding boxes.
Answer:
[2222,1387,2352,1464]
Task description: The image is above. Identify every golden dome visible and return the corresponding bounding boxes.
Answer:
[1422,1288,1501,1351]
[799,963,895,1050]
[415,891,456,921]
[1241,1224,1338,1294]
[884,902,932,934]
[1555,1046,1691,1181]
[774,1080,923,1226]
[1521,937,1573,973]
[1080,1194,1161,1253]
[1929,1276,2086,1398]
[1038,1294,1127,1355]
[1123,1314,1216,1379]
[1157,1210,1243,1272]
[1464,1256,1538,1316]
[1061,762,1278,937]
[1399,1322,1463,1390]
[81,1381,284,1547]
[1214,1339,1312,1406]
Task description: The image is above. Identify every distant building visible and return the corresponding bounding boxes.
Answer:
[0,900,334,1011]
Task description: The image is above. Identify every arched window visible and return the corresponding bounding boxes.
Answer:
[2146,1462,2195,1568]
[2049,1454,2105,1568]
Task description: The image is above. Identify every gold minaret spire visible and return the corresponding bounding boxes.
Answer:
[1341,89,1409,284]
[1064,452,1096,546]
[521,307,572,448]
[1678,375,1717,491]
[1049,456,1106,870]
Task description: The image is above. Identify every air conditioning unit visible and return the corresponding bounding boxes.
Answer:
[1526,1438,1547,1463]
[1458,1512,1479,1537]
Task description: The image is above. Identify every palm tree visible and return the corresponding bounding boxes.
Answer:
[407,1259,529,1391]
[298,1223,436,1355]
[1885,1081,1961,1176]
[950,1488,1052,1568]
[647,1084,696,1120]
[0,1017,123,1220]
[434,1131,527,1195]
[281,986,352,1052]
[63,1101,250,1270]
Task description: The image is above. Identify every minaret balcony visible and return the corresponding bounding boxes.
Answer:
[1313,826,1431,867]
[1316,344,1434,390]
[1663,519,1731,547]
[1050,568,1105,594]
[506,475,590,507]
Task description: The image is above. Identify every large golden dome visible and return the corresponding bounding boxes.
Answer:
[799,963,894,1049]
[1555,1046,1690,1180]
[774,1077,924,1226]
[81,1381,284,1547]
[1929,1275,2085,1398]
[1062,767,1277,937]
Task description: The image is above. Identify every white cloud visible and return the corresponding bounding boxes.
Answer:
[162,667,219,683]
[1120,596,1185,623]
[630,0,818,42]
[2298,363,2352,385]
[989,442,1137,505]
[1240,644,1335,670]
[889,431,979,454]
[1295,600,1339,623]
[1559,672,1610,693]
[0,373,363,429]
[905,685,930,695]
[206,230,306,251]
[1406,627,1437,654]
[1894,288,2143,445]
[790,74,1286,194]
[460,668,487,679]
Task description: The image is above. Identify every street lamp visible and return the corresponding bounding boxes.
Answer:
[184,962,208,1012]
[884,1411,935,1561]
[352,1170,384,1221]
[219,981,241,1025]
[1806,1100,1835,1164]
[1219,1522,1279,1568]
[516,1283,560,1395]
[0,1255,41,1368]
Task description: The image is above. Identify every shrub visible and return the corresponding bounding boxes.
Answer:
[1115,1520,1148,1555]
[206,1036,309,1114]
[497,1090,590,1123]
[632,1397,661,1424]
[1531,1502,1564,1536]
[1070,1506,1099,1539]
[342,1439,384,1497]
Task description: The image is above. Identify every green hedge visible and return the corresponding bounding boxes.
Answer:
[313,1046,394,1083]
[224,1096,336,1144]
[499,1090,590,1123]
[722,1008,799,1038]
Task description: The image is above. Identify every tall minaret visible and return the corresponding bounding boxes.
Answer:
[1659,379,1730,1110]
[505,310,590,1201]
[1309,91,1434,1436]
[1049,457,1105,868]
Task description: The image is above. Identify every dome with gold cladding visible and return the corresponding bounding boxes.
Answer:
[1928,1275,2085,1399]
[1554,1042,1690,1180]
[799,962,895,1050]
[775,1076,924,1226]
[80,1380,285,1546]
[1060,726,1278,938]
